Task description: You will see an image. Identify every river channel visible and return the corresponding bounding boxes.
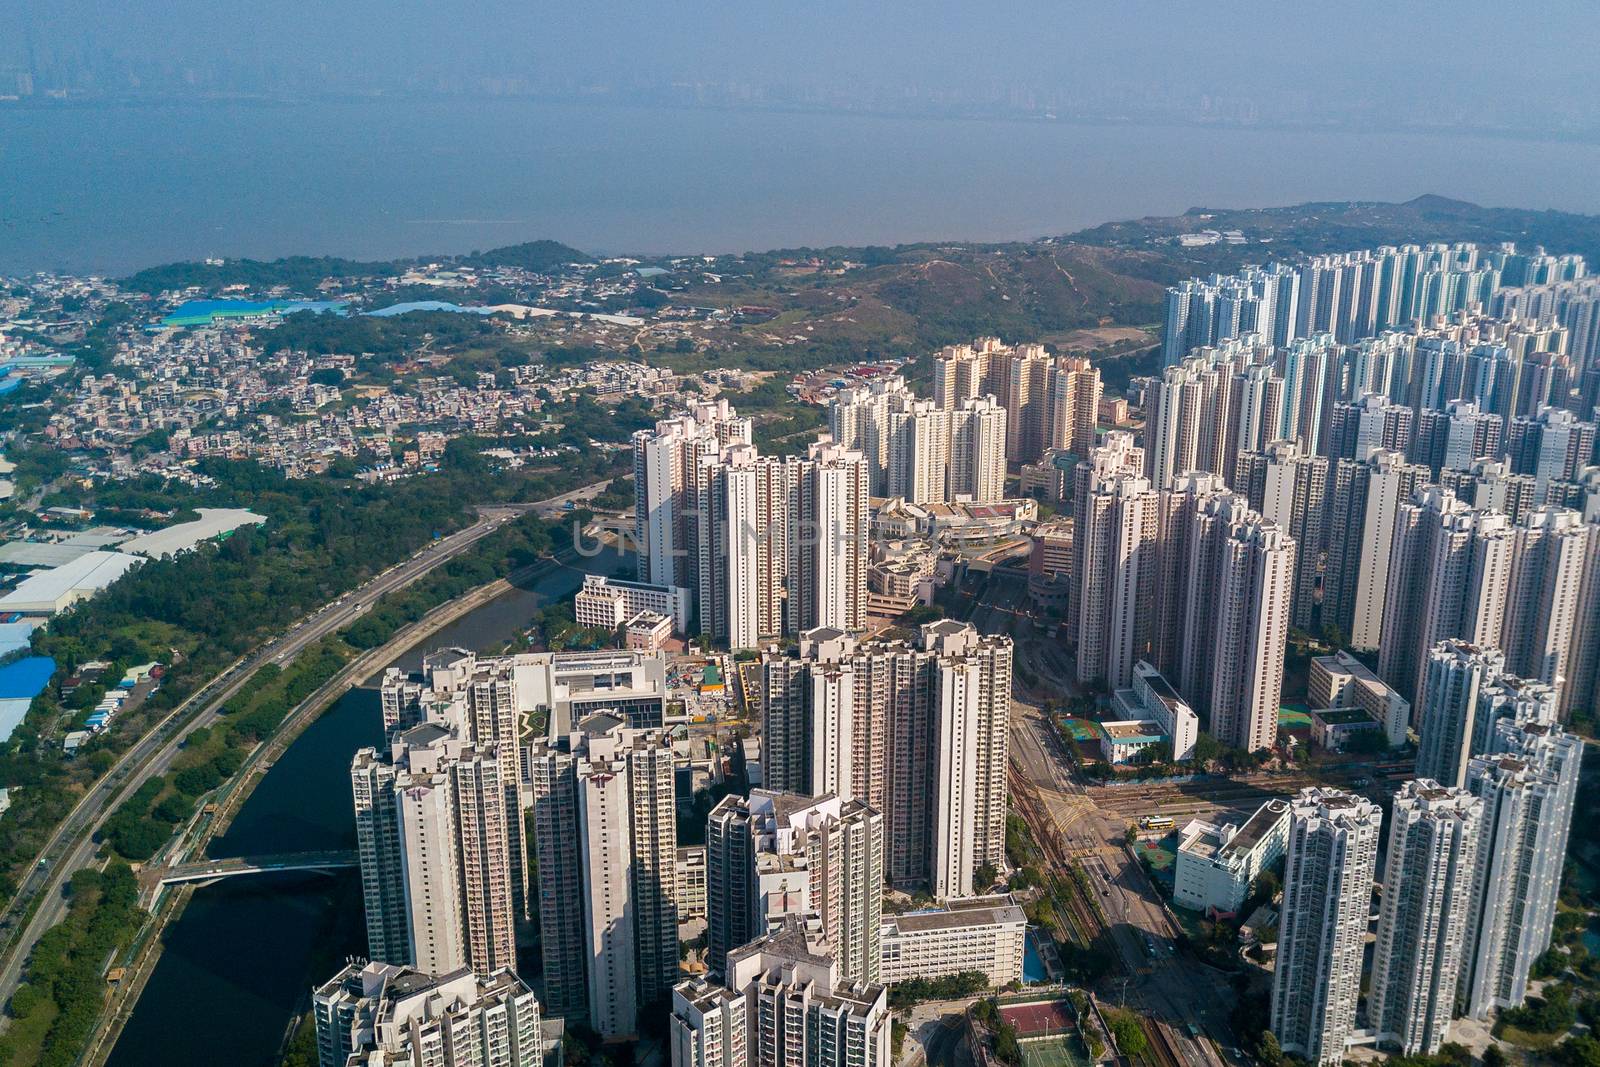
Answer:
[105,548,624,1067]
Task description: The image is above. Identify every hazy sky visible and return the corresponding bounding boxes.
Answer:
[7,1,1599,121]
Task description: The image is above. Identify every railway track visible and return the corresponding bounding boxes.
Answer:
[1145,1018,1187,1067]
[1009,768,1104,948]
[1093,770,1417,820]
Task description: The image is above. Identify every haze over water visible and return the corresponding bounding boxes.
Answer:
[4,97,1600,276]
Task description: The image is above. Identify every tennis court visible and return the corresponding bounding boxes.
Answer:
[1019,1037,1086,1067]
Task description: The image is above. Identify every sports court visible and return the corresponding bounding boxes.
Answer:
[1058,716,1100,742]
[1057,717,1106,763]
[1134,833,1178,890]
[1277,704,1313,728]
[1019,1037,1086,1067]
[1000,999,1073,1037]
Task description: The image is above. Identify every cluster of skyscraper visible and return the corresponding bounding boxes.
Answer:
[312,245,1600,1065]
[829,338,1101,500]
[760,621,1013,899]
[314,961,545,1067]
[342,649,679,1051]
[336,629,1012,1063]
[1163,243,1587,364]
[665,617,1017,1067]
[1141,244,1600,727]
[1079,249,1600,1061]
[671,916,892,1067]
[665,790,896,1067]
[632,399,871,648]
[1272,700,1578,1064]
[632,350,1100,650]
[1066,432,1293,753]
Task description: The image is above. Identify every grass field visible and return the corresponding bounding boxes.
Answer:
[1,996,58,1066]
[1497,1025,1564,1051]
[1020,1037,1088,1067]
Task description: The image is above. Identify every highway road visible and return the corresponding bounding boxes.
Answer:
[0,479,611,1014]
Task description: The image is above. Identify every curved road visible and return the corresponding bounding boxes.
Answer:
[0,480,610,1013]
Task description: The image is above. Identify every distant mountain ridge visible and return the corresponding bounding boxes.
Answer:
[116,197,1600,299]
[1066,194,1600,268]
[119,239,594,295]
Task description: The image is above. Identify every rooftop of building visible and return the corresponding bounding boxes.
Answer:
[1101,719,1165,743]
[398,721,453,748]
[1180,798,1291,864]
[625,610,670,627]
[1140,668,1184,705]
[884,895,1026,933]
[755,788,834,825]
[1177,820,1226,861]
[1223,799,1290,859]
[580,573,684,595]
[676,976,741,1011]
[576,710,626,737]
[732,914,835,970]
[0,549,142,610]
[119,507,266,558]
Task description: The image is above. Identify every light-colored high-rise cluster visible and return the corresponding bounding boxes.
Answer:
[1459,718,1583,1017]
[760,621,1011,898]
[1414,640,1559,789]
[672,916,891,1067]
[829,374,1008,504]
[1154,248,1600,705]
[1068,437,1292,753]
[1164,243,1585,366]
[526,712,679,1039]
[314,961,543,1067]
[1133,308,1600,694]
[929,338,1100,464]
[693,437,870,649]
[352,723,520,978]
[1493,273,1600,368]
[1273,712,1581,1060]
[1379,492,1596,715]
[356,650,671,1044]
[1271,789,1383,1067]
[633,398,753,591]
[1369,782,1481,1055]
[705,790,884,984]
[635,399,877,648]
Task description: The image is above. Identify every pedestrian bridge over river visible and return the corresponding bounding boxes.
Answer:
[152,849,359,888]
